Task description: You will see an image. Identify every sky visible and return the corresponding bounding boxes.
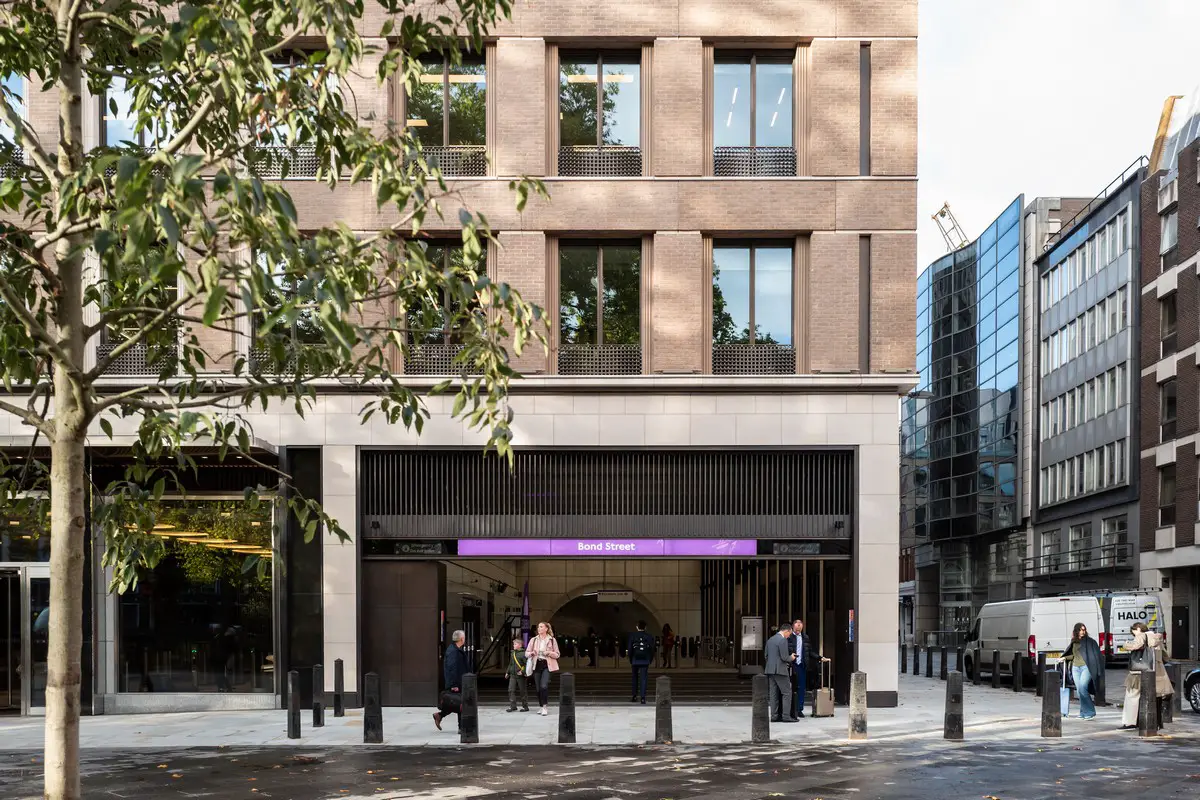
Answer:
[917,0,1200,268]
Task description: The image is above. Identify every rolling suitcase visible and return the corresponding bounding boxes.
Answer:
[812,660,835,717]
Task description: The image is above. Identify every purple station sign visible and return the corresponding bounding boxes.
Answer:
[457,539,757,558]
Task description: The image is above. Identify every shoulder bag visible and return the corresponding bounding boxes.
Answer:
[1129,643,1155,673]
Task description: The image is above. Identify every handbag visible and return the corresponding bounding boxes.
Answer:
[1129,644,1155,673]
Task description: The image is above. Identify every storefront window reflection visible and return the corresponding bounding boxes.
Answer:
[117,500,274,694]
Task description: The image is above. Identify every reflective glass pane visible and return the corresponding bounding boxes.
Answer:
[104,76,137,146]
[713,62,751,147]
[448,60,486,145]
[601,245,640,344]
[0,74,22,143]
[755,246,793,344]
[712,247,751,344]
[560,246,599,344]
[409,62,445,147]
[560,58,598,147]
[756,61,793,147]
[602,58,639,146]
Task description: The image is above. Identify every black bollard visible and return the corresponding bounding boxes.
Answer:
[972,649,981,686]
[849,671,868,740]
[925,646,934,679]
[955,647,964,675]
[991,650,1001,689]
[655,676,673,744]
[944,671,963,741]
[1011,653,1023,693]
[1036,653,1046,698]
[940,646,948,681]
[751,673,770,743]
[558,673,576,744]
[312,663,325,727]
[333,658,345,717]
[901,644,908,674]
[460,673,479,744]
[287,669,301,739]
[1170,663,1184,715]
[913,644,920,676]
[1040,670,1061,738]
[363,672,383,744]
[1137,669,1158,738]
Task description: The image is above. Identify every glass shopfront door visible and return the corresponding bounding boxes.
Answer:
[0,565,50,716]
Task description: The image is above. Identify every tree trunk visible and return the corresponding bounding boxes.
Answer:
[44,422,87,800]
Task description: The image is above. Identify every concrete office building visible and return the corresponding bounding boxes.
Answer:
[0,1,917,715]
[902,195,1088,646]
[1138,91,1200,661]
[1031,161,1146,597]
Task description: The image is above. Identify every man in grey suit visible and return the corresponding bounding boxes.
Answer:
[764,623,798,722]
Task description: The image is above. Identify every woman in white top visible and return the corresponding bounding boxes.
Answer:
[525,621,561,716]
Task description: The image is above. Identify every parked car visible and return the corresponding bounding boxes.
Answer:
[964,597,1105,680]
[1186,667,1200,714]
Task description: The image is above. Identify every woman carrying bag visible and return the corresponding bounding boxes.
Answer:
[525,621,561,716]
[1060,622,1103,720]
[1119,621,1171,730]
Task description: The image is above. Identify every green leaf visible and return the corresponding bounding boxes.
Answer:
[202,285,228,326]
[158,206,180,247]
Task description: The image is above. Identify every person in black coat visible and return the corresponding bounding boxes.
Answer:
[433,630,469,731]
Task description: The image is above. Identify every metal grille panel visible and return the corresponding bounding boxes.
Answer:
[712,344,796,375]
[713,146,797,177]
[557,343,642,375]
[422,145,487,177]
[361,449,855,540]
[0,146,23,179]
[95,341,177,375]
[253,145,320,179]
[406,343,466,375]
[558,146,642,177]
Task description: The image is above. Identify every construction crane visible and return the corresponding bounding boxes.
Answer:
[931,203,969,253]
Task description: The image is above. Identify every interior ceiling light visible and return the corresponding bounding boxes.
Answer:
[153,523,176,530]
[155,531,209,539]
[447,73,485,84]
[731,87,738,105]
[603,73,634,83]
[566,74,599,84]
[777,87,786,105]
[406,118,429,127]
[770,111,778,128]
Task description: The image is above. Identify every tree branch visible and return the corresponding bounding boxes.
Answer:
[0,396,54,438]
[0,93,58,185]
[0,270,78,374]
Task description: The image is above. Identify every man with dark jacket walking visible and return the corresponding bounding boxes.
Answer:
[765,623,797,722]
[627,620,656,704]
[433,630,469,731]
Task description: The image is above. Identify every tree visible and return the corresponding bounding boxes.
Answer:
[0,1,544,797]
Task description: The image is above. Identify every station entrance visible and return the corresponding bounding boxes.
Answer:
[359,448,858,707]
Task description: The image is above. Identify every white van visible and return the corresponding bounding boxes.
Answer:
[964,597,1105,679]
[1101,592,1165,661]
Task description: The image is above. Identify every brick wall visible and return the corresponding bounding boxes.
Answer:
[650,232,704,372]
[1178,442,1197,548]
[651,38,704,177]
[870,233,916,371]
[1140,452,1158,553]
[809,232,859,370]
[868,39,917,177]
[809,39,861,177]
[493,38,546,176]
[494,231,549,373]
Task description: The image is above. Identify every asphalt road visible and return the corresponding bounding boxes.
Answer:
[2,736,1199,800]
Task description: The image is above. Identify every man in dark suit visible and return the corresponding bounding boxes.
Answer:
[764,623,797,722]
[433,630,469,731]
[627,620,656,704]
[790,618,828,718]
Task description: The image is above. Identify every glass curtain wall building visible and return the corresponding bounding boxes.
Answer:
[902,197,1024,643]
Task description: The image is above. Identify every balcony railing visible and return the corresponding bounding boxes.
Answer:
[0,145,23,179]
[557,343,642,375]
[712,344,796,375]
[713,146,797,177]
[1024,542,1133,578]
[406,343,467,375]
[96,341,177,375]
[558,145,642,177]
[252,145,320,179]
[422,145,487,177]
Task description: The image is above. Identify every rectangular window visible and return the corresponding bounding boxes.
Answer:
[712,243,795,374]
[0,73,23,149]
[559,52,641,176]
[408,55,487,175]
[1161,210,1178,254]
[1084,450,1096,493]
[713,54,795,176]
[1100,516,1128,567]
[1119,209,1131,253]
[1086,379,1095,420]
[559,242,642,374]
[1107,220,1118,264]
[1068,523,1092,571]
[1075,455,1085,496]
[102,75,174,148]
[1105,442,1116,487]
[1116,363,1127,406]
[1041,529,1061,572]
[1107,369,1118,412]
[1116,438,1126,484]
[1161,293,1178,356]
[1096,372,1107,416]
[404,242,487,371]
[1159,464,1177,526]
[1107,293,1119,338]
[1065,392,1075,433]
[1161,378,1177,441]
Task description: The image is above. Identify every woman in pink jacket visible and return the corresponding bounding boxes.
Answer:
[526,621,561,716]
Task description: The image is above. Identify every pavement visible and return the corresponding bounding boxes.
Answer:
[1,672,1197,798]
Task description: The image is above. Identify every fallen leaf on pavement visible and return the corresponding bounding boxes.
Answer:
[156,765,167,769]
[171,774,182,779]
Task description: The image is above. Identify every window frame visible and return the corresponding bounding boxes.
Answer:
[1159,463,1177,527]
[558,240,643,348]
[407,240,487,346]
[410,54,488,149]
[1160,210,1178,255]
[712,51,795,150]
[1160,377,1177,442]
[1161,292,1178,357]
[559,50,641,151]
[711,241,795,347]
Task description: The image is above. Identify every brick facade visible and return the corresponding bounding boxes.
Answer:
[650,232,704,373]
[809,232,860,371]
